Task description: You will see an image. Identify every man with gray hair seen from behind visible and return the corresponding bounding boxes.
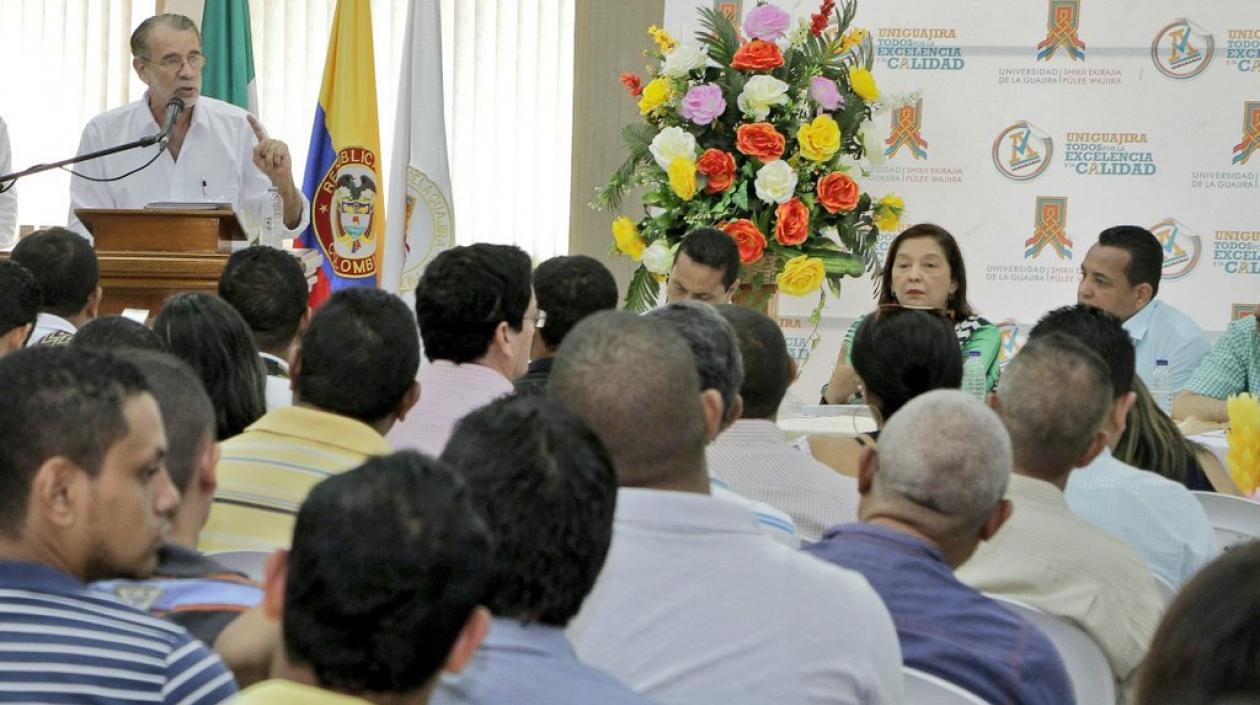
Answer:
[956,333,1163,697]
[709,304,859,540]
[807,390,1073,705]
[554,311,903,705]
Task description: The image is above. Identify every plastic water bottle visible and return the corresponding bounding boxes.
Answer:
[962,350,986,400]
[1151,358,1173,414]
[260,187,283,246]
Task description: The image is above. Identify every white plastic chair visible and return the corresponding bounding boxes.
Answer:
[1191,491,1260,551]
[903,668,991,705]
[208,550,271,582]
[987,595,1115,705]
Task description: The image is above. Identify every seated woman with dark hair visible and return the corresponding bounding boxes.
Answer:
[823,223,1000,404]
[154,292,267,440]
[1115,376,1241,495]
[809,306,963,476]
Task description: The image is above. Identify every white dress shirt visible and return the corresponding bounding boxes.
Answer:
[26,313,76,347]
[259,352,292,412]
[1064,447,1217,587]
[0,115,16,248]
[387,359,514,456]
[708,419,859,541]
[1123,299,1211,393]
[68,95,309,240]
[569,488,904,705]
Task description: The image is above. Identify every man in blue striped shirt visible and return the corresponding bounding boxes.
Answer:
[0,346,237,705]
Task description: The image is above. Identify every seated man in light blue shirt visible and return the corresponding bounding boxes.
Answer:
[1031,305,1217,587]
[1078,225,1210,392]
[435,395,660,705]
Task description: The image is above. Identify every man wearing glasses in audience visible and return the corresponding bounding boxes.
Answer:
[67,14,308,240]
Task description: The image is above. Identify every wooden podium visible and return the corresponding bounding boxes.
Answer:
[75,208,249,316]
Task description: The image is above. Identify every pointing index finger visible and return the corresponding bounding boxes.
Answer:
[247,114,269,142]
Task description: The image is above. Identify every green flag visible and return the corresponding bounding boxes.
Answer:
[201,0,258,114]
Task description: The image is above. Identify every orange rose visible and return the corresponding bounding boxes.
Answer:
[774,197,810,246]
[736,123,786,162]
[697,148,737,194]
[721,219,767,264]
[816,172,860,213]
[731,39,785,71]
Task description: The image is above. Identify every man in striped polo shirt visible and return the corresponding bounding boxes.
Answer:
[0,346,237,705]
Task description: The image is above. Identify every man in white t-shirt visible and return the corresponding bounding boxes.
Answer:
[68,14,308,240]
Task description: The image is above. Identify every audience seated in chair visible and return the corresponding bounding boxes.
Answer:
[645,301,799,545]
[515,255,617,396]
[0,259,38,354]
[0,346,236,705]
[707,304,859,541]
[807,390,1074,705]
[72,314,165,352]
[388,244,537,454]
[154,292,267,440]
[10,226,100,346]
[1032,304,1217,587]
[1173,303,1260,424]
[810,306,963,478]
[233,451,492,705]
[91,351,263,651]
[434,395,660,705]
[552,311,903,705]
[200,287,420,553]
[218,246,311,411]
[665,226,741,304]
[956,333,1163,695]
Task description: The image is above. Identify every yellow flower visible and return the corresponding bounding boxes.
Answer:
[840,27,868,54]
[648,25,677,54]
[849,67,879,102]
[638,78,675,116]
[776,254,825,296]
[873,193,905,232]
[668,157,698,201]
[797,114,842,162]
[612,217,646,260]
[1227,393,1260,495]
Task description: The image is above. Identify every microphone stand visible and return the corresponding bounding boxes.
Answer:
[0,131,166,195]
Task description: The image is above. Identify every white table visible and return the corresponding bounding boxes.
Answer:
[778,404,879,441]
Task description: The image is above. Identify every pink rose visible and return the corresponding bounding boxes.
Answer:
[744,4,792,42]
[679,84,727,126]
[810,76,844,111]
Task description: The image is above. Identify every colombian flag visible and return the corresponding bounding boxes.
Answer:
[299,0,384,307]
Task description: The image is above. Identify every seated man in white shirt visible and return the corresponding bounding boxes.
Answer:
[1030,304,1216,587]
[388,244,538,455]
[1077,225,1209,392]
[0,261,38,355]
[218,246,310,410]
[554,311,904,705]
[956,333,1164,694]
[68,14,308,240]
[10,227,100,346]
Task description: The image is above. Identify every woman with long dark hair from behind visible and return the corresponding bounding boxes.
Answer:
[154,292,267,439]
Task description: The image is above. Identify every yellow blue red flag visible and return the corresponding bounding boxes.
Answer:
[300,0,384,306]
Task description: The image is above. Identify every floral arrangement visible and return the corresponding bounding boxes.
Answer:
[1227,393,1260,500]
[598,0,904,312]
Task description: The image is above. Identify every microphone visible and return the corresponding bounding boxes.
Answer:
[158,97,185,147]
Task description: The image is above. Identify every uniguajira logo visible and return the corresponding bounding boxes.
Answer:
[1232,101,1260,166]
[313,147,379,279]
[714,0,742,27]
[1151,18,1214,79]
[1037,0,1085,62]
[1025,196,1072,260]
[1149,218,1202,280]
[996,320,1026,366]
[399,165,454,292]
[884,98,928,160]
[992,121,1053,181]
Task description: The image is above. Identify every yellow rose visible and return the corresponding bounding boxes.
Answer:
[849,67,879,102]
[797,114,842,162]
[638,78,675,116]
[776,254,825,296]
[668,157,698,201]
[612,217,646,260]
[873,193,905,232]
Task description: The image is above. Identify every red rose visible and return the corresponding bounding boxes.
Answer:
[816,171,860,213]
[774,198,810,246]
[697,148,737,194]
[721,219,767,264]
[731,40,785,71]
[735,122,786,162]
[620,72,643,97]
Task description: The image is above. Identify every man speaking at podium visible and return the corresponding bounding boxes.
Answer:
[67,14,308,241]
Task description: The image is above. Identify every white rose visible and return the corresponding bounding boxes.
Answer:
[649,126,698,171]
[754,160,799,204]
[642,240,676,275]
[736,75,789,121]
[859,119,887,166]
[661,44,707,78]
